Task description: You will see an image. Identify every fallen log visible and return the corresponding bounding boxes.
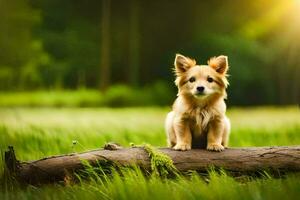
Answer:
[4,145,300,184]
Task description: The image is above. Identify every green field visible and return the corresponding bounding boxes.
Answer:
[0,107,300,199]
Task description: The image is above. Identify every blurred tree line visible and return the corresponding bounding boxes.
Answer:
[0,0,299,105]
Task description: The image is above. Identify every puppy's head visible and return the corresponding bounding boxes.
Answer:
[174,54,229,101]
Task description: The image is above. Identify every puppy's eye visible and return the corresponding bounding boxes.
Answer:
[207,77,214,83]
[189,77,196,82]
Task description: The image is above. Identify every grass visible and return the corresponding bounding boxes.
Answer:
[0,90,104,107]
[0,84,173,108]
[0,106,299,199]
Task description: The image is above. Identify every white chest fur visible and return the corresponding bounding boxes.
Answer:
[190,108,212,136]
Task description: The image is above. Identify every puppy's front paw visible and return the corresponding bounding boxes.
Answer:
[173,143,191,151]
[207,143,224,152]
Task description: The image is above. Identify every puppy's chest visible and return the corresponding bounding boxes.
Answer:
[186,108,213,135]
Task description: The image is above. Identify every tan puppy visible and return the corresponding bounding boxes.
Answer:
[165,54,230,151]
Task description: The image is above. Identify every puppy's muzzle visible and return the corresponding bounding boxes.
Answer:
[196,86,205,94]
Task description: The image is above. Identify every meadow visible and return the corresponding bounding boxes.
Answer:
[0,106,299,199]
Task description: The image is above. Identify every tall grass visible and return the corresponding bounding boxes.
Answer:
[0,83,174,107]
[0,90,103,107]
[1,168,300,200]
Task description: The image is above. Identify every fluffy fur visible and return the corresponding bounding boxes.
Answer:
[165,54,230,151]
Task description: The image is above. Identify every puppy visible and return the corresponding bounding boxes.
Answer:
[165,54,230,151]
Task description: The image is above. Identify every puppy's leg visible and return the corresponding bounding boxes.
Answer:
[207,119,224,151]
[165,112,176,147]
[173,116,192,151]
[221,117,230,147]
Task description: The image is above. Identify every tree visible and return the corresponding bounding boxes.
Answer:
[99,0,111,91]
[0,0,47,90]
[128,0,140,87]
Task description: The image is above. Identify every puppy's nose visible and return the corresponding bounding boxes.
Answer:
[197,86,205,92]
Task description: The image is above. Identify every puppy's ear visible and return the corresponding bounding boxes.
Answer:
[208,55,228,75]
[174,54,196,74]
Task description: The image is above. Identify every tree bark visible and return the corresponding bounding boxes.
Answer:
[4,145,300,185]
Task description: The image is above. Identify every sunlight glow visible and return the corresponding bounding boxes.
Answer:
[239,0,293,39]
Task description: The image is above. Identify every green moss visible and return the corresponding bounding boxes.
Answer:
[143,144,177,177]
